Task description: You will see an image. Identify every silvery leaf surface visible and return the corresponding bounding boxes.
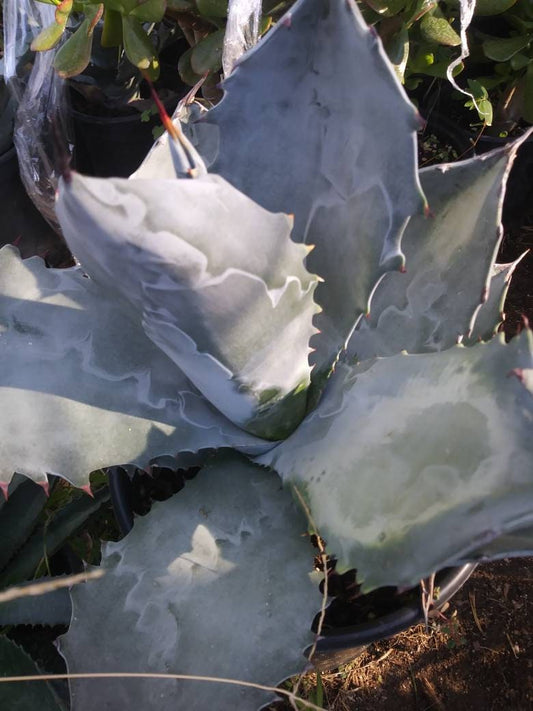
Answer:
[61,453,320,711]
[465,255,527,345]
[0,246,269,489]
[459,526,533,563]
[258,331,533,591]
[0,584,71,627]
[347,145,521,362]
[178,0,425,376]
[56,172,319,440]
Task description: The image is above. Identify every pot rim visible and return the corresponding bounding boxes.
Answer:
[309,562,476,658]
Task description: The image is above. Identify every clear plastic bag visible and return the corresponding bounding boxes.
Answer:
[222,0,262,78]
[3,0,70,230]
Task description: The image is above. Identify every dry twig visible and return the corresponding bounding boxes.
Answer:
[0,570,104,604]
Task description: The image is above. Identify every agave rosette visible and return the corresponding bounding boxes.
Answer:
[0,0,532,707]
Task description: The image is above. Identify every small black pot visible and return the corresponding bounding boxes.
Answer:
[70,104,171,178]
[109,466,476,670]
[0,145,72,266]
[309,563,476,670]
[70,54,190,179]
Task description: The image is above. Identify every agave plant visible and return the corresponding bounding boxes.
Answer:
[1,0,532,707]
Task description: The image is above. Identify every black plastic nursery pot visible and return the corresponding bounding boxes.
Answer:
[108,467,476,672]
[69,44,190,180]
[0,145,72,266]
[70,106,169,179]
[308,563,476,671]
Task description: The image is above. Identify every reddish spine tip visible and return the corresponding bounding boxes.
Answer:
[0,482,9,501]
[424,204,434,219]
[81,483,94,498]
[399,265,407,274]
[282,13,292,27]
[38,480,50,498]
[507,368,524,384]
[521,314,530,329]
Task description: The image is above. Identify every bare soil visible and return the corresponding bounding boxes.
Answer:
[292,558,533,711]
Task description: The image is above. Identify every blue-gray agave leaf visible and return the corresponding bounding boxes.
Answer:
[61,453,320,711]
[463,526,533,562]
[0,582,71,627]
[258,331,533,591]
[347,144,523,361]
[465,255,527,345]
[139,0,426,377]
[0,636,64,710]
[0,246,269,489]
[55,173,319,440]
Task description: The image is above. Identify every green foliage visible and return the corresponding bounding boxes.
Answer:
[0,474,109,609]
[363,0,533,128]
[464,78,493,125]
[29,0,287,92]
[0,636,65,710]
[53,4,103,78]
[470,0,518,16]
[355,0,463,85]
[32,0,163,79]
[452,0,533,128]
[30,0,74,52]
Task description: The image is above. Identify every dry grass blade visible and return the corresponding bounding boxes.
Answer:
[421,572,436,633]
[505,632,519,659]
[469,591,484,634]
[291,486,328,711]
[0,570,104,604]
[355,648,393,671]
[0,672,326,709]
[290,484,329,710]
[419,675,445,711]
[292,485,329,660]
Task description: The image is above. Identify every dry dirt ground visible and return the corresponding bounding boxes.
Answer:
[290,558,532,711]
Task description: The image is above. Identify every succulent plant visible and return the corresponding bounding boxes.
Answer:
[30,0,166,79]
[28,0,284,99]
[471,0,533,130]
[358,0,462,88]
[1,0,532,707]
